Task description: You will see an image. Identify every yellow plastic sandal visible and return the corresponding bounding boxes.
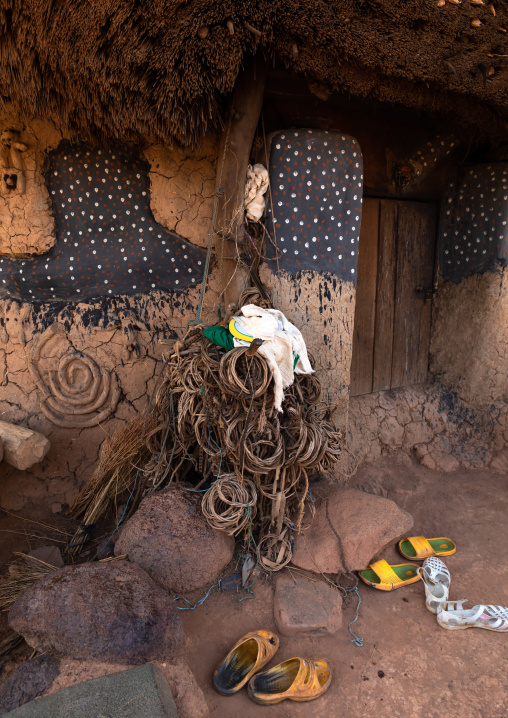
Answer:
[398,536,456,560]
[213,630,279,695]
[248,657,331,705]
[358,559,421,591]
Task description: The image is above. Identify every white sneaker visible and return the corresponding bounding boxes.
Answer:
[417,557,451,614]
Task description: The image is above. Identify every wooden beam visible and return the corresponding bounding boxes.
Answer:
[0,421,50,470]
[215,55,266,311]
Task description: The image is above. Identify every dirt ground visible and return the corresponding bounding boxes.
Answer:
[180,458,508,718]
[0,456,506,717]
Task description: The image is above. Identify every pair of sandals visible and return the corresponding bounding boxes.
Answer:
[213,630,331,705]
[359,534,508,633]
[420,556,508,633]
[358,535,457,590]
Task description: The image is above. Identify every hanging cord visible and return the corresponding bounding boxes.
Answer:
[189,185,225,328]
[346,586,364,647]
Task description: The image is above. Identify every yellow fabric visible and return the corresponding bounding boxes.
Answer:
[407,536,434,558]
[368,559,402,586]
[229,318,254,342]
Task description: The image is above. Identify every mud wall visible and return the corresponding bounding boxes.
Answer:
[430,267,508,458]
[0,104,221,513]
[349,381,494,472]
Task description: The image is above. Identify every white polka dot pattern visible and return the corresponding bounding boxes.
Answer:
[0,142,206,301]
[440,164,508,281]
[265,130,363,282]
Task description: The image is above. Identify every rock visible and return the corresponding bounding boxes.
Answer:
[8,561,183,664]
[2,656,208,718]
[292,487,413,575]
[115,488,234,593]
[274,572,342,636]
[28,546,64,568]
[50,503,62,514]
[0,656,60,714]
[157,657,209,718]
[2,663,177,718]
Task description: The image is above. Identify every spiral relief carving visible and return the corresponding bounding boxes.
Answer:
[29,324,120,428]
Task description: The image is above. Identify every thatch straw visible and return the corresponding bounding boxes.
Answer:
[0,1,507,145]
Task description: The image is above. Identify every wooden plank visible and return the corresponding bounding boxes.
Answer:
[391,202,436,388]
[216,56,266,310]
[372,200,398,392]
[350,198,380,396]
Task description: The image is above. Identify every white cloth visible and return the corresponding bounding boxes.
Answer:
[232,304,313,412]
[244,164,269,222]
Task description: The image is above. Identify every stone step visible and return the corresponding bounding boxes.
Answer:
[3,663,178,718]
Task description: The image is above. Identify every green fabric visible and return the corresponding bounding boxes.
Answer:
[293,353,299,370]
[204,325,235,351]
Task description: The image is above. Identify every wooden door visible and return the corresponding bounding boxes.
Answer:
[350,198,436,396]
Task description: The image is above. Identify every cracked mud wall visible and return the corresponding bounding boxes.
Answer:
[0,277,221,513]
[0,105,64,257]
[144,138,218,248]
[0,107,222,513]
[430,267,508,458]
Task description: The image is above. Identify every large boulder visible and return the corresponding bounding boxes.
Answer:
[0,656,60,714]
[292,487,413,575]
[115,488,234,593]
[8,561,183,664]
[274,572,343,636]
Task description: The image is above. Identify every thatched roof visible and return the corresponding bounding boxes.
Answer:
[1,1,508,147]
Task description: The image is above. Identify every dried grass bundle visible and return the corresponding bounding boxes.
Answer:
[0,553,59,612]
[67,412,158,553]
[0,629,25,662]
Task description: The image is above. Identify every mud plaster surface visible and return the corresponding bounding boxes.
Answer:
[0,104,218,259]
[260,265,355,432]
[0,105,64,257]
[144,137,218,249]
[430,268,508,451]
[349,381,495,472]
[0,272,221,512]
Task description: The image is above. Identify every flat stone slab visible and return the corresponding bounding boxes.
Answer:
[3,663,178,718]
[274,572,343,636]
[292,486,413,575]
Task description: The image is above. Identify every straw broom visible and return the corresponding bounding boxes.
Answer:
[67,412,157,554]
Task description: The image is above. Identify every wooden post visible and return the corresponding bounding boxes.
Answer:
[0,421,50,470]
[215,55,266,311]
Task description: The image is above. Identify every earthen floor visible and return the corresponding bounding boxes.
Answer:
[0,458,506,717]
[182,458,508,718]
